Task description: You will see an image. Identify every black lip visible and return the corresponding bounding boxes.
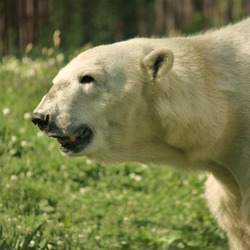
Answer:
[43,125,93,154]
[60,127,93,154]
[33,119,93,154]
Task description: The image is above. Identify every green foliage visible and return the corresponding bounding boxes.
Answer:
[39,0,156,54]
[0,52,227,249]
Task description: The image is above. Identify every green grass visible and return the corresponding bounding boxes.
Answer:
[0,54,227,250]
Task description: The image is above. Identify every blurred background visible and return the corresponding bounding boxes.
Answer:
[1,0,250,57]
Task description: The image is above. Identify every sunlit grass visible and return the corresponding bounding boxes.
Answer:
[0,50,227,250]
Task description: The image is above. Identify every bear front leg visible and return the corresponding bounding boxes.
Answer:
[228,161,250,227]
[205,174,250,250]
[241,189,250,227]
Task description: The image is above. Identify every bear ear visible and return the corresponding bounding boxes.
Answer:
[141,48,174,81]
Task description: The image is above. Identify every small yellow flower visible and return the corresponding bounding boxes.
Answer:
[42,47,48,55]
[48,48,54,57]
[53,30,61,48]
[25,43,33,53]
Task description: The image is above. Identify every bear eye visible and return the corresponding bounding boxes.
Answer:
[79,75,94,84]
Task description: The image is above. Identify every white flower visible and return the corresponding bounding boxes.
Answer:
[95,236,101,241]
[48,48,54,56]
[47,244,53,250]
[25,69,36,77]
[134,175,142,182]
[3,108,10,116]
[29,240,35,247]
[26,171,32,178]
[10,175,18,181]
[86,159,93,165]
[57,240,63,245]
[49,142,56,149]
[22,57,32,64]
[9,149,16,156]
[79,187,90,193]
[56,53,65,62]
[24,112,31,120]
[48,58,56,66]
[129,173,142,182]
[11,135,17,142]
[25,43,33,53]
[19,127,25,134]
[42,47,48,55]
[123,216,129,222]
[21,140,29,147]
[37,131,45,138]
[140,164,148,169]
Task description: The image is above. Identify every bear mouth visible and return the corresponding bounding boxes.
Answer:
[51,125,93,154]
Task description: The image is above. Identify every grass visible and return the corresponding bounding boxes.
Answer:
[0,53,228,250]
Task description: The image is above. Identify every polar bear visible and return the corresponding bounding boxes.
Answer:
[32,18,250,249]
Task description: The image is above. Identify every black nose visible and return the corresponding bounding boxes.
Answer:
[31,112,49,127]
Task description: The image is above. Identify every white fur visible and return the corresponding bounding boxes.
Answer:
[34,18,250,249]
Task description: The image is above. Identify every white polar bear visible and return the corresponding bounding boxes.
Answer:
[32,18,250,249]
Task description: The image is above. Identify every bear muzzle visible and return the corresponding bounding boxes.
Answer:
[32,111,93,154]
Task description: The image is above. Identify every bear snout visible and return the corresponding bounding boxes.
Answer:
[31,112,50,128]
[31,112,60,136]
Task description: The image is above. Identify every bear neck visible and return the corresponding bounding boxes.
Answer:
[150,38,230,164]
